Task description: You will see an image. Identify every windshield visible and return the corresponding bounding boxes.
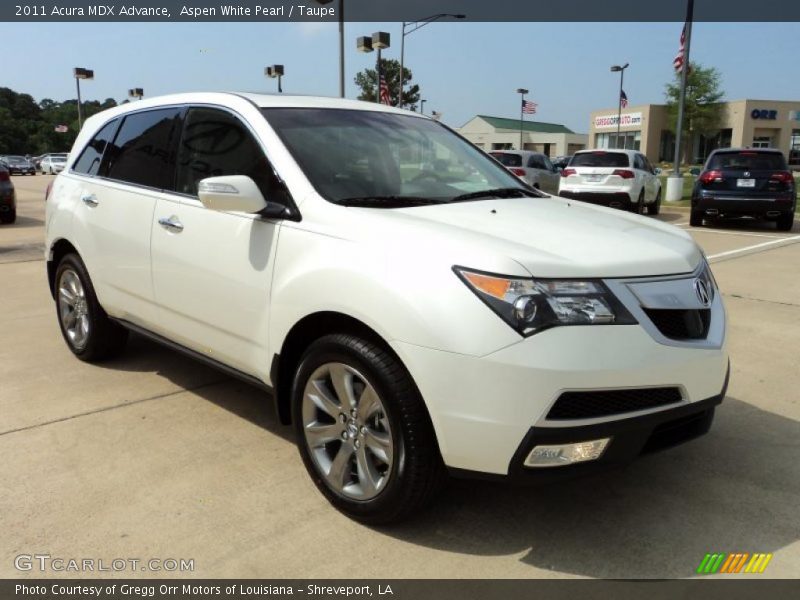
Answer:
[490,152,523,167]
[707,151,786,171]
[261,108,527,205]
[7,156,26,163]
[570,152,630,168]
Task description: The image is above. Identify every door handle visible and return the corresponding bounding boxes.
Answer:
[81,193,99,207]
[158,215,184,233]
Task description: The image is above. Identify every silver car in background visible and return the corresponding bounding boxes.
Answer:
[489,150,561,194]
[40,154,69,174]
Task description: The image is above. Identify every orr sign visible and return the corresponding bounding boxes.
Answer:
[594,112,643,129]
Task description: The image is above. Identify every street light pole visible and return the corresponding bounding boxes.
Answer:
[73,67,94,131]
[516,88,529,150]
[265,65,285,93]
[315,0,343,97]
[357,32,390,104]
[610,63,629,149]
[398,13,465,109]
[419,98,426,115]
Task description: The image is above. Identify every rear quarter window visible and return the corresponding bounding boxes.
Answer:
[72,118,119,176]
[570,152,630,168]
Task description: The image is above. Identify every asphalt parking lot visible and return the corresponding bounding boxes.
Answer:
[1,175,799,579]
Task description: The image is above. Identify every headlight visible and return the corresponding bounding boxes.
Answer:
[454,267,637,336]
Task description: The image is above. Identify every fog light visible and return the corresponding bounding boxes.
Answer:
[524,438,610,468]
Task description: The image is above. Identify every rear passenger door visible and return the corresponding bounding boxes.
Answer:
[69,108,181,328]
[150,106,283,379]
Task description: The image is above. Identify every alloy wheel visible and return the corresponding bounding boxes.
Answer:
[301,362,394,501]
[57,268,90,350]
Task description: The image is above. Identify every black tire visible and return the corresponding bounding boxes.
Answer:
[0,208,15,224]
[647,190,662,215]
[630,190,645,214]
[690,209,703,227]
[291,333,445,524]
[54,253,128,362]
[776,212,794,232]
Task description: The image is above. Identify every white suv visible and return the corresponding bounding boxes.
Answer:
[559,149,662,214]
[46,93,728,523]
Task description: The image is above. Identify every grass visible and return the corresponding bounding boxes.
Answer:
[658,173,695,205]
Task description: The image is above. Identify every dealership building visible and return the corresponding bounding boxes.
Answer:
[458,115,588,158]
[588,99,800,166]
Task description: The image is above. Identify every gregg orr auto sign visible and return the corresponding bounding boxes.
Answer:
[594,112,643,129]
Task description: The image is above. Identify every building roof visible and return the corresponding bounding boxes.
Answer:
[474,115,575,134]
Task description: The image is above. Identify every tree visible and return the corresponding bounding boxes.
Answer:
[665,62,724,164]
[354,58,420,109]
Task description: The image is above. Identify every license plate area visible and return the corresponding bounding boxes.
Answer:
[737,178,756,188]
[585,174,603,183]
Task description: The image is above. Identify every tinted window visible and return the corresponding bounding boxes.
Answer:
[528,155,547,170]
[72,118,119,176]
[490,152,523,167]
[707,151,787,171]
[103,108,180,187]
[542,156,554,171]
[570,152,630,168]
[174,107,278,199]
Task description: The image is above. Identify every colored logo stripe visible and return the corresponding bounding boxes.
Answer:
[697,553,773,574]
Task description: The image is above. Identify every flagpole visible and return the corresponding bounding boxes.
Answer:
[516,87,528,150]
[672,0,694,176]
[616,68,624,147]
[376,48,382,104]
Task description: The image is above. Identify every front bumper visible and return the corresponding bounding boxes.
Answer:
[392,320,728,476]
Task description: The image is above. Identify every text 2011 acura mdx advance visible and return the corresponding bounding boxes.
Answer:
[46,93,729,523]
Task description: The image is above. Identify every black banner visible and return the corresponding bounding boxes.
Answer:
[4,580,800,600]
[3,0,800,22]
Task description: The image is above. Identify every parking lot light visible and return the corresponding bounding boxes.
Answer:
[356,32,390,104]
[128,88,144,101]
[516,88,529,150]
[73,67,94,131]
[610,63,630,148]
[265,64,285,93]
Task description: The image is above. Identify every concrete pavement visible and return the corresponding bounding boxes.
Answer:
[1,176,798,579]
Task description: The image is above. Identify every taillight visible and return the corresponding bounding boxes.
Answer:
[509,168,526,177]
[612,169,635,179]
[770,171,794,184]
[699,170,724,185]
[561,168,576,178]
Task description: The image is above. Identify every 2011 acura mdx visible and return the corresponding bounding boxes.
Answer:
[45,93,729,523]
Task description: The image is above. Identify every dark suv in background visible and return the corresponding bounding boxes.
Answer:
[691,148,796,231]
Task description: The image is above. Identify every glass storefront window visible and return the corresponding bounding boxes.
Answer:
[594,131,640,150]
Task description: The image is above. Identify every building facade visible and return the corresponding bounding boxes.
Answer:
[458,115,588,158]
[588,100,800,166]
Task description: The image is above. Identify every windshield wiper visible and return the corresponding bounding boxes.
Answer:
[450,187,546,202]
[334,196,448,208]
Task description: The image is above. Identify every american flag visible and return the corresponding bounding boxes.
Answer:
[379,73,391,106]
[673,24,686,72]
[522,99,537,114]
[620,89,628,108]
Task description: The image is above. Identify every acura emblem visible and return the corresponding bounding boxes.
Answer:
[694,278,711,306]
[743,171,750,177]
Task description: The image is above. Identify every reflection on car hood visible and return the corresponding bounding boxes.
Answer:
[349,195,701,278]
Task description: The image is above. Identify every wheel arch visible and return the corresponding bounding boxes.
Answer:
[47,238,80,299]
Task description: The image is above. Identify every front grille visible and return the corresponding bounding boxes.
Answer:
[643,308,711,340]
[547,387,683,420]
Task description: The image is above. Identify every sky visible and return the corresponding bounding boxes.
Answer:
[2,21,799,132]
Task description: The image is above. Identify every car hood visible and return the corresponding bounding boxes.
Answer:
[344,195,701,278]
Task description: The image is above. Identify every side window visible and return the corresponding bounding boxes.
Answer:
[542,155,554,171]
[72,118,119,176]
[102,108,181,188]
[174,107,278,199]
[634,154,646,171]
[528,155,545,169]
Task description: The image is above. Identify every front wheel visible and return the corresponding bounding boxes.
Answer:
[631,190,645,214]
[690,209,703,227]
[0,208,15,224]
[291,334,444,524]
[54,253,128,361]
[776,212,794,232]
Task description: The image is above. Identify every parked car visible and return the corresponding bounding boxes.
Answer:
[46,93,728,523]
[691,148,796,231]
[1,155,37,175]
[40,154,68,174]
[488,150,560,194]
[0,163,16,223]
[559,149,662,214]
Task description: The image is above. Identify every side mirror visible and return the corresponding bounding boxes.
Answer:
[197,175,268,214]
[654,167,662,175]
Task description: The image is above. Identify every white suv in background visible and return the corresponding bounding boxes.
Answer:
[559,149,662,214]
[45,93,728,523]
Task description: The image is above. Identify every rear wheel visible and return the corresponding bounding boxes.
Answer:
[291,333,444,524]
[776,212,794,232]
[55,253,128,361]
[0,208,15,224]
[690,209,703,227]
[631,190,645,214]
[647,190,662,215]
